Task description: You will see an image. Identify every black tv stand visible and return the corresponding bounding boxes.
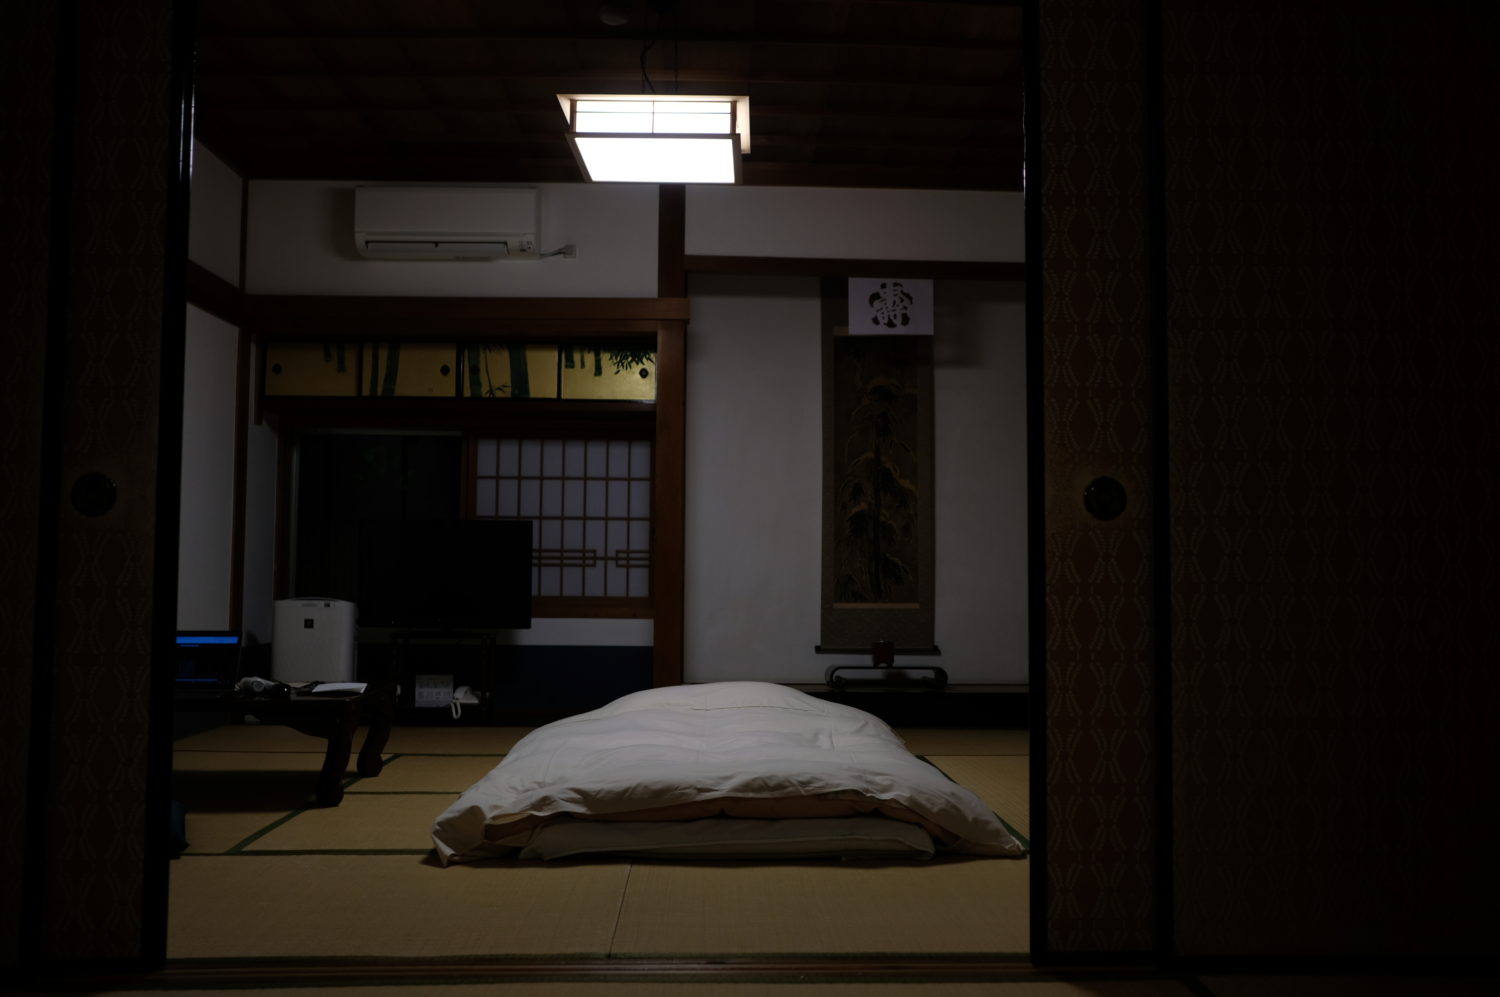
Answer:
[388,630,500,723]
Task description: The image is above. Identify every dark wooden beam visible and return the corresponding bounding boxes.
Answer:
[191,66,1014,90]
[658,185,686,299]
[184,259,244,326]
[194,97,1024,121]
[245,296,691,339]
[687,256,1025,281]
[193,28,1020,52]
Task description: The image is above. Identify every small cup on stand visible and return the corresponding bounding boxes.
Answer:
[871,639,896,668]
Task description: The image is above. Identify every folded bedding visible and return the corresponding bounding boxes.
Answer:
[431,680,1026,864]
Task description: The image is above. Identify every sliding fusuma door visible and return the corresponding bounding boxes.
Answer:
[6,0,191,973]
[1035,0,1499,961]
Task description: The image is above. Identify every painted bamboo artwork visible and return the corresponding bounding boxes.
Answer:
[263,342,357,396]
[561,346,656,400]
[364,342,455,396]
[462,345,560,398]
[367,341,397,396]
[263,342,655,400]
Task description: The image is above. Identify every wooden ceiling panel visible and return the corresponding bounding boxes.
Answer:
[194,0,1024,190]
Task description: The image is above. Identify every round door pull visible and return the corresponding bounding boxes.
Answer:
[1083,476,1127,521]
[71,472,118,517]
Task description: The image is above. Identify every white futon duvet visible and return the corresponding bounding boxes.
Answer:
[431,681,1026,863]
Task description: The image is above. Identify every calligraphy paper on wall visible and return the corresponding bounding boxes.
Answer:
[847,278,934,336]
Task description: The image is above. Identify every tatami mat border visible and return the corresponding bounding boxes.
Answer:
[370,752,512,757]
[332,789,465,794]
[223,809,307,853]
[995,817,1030,851]
[182,759,390,855]
[921,755,1032,851]
[229,848,434,856]
[118,953,1123,989]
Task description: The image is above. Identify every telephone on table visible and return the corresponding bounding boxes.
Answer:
[451,685,480,719]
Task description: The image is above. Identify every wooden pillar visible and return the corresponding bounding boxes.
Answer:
[0,0,61,973]
[653,184,687,686]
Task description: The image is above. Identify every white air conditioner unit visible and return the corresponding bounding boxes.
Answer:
[353,185,539,260]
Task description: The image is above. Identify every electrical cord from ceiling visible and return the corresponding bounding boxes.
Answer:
[633,0,679,94]
[640,32,657,93]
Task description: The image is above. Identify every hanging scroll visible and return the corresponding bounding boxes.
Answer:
[820,277,936,653]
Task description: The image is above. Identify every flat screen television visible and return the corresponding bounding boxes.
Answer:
[357,518,532,631]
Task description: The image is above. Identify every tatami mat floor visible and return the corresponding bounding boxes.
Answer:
[168,722,1030,962]
[60,980,1500,997]
[34,726,1485,994]
[48,984,1190,997]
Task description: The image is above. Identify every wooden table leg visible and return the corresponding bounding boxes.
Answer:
[357,689,394,778]
[288,705,356,807]
[246,684,395,806]
[314,706,357,806]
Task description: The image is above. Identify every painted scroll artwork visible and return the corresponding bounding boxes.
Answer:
[832,335,924,606]
[822,325,935,653]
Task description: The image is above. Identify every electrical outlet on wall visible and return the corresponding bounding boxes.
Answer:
[414,674,453,709]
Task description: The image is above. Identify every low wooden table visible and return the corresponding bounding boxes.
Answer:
[174,681,396,806]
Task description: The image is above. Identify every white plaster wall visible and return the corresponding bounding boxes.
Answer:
[684,275,1028,685]
[231,181,1028,671]
[930,281,1029,683]
[683,276,825,681]
[182,143,247,633]
[239,337,279,645]
[244,181,659,297]
[177,304,240,630]
[686,186,1024,262]
[237,180,664,645]
[187,142,242,285]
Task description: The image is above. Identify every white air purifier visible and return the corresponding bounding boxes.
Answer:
[272,598,357,683]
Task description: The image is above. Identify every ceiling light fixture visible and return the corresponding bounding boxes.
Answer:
[556,93,751,184]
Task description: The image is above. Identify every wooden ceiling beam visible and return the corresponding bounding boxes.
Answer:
[193,126,1016,159]
[196,97,1023,118]
[191,66,1017,90]
[198,133,1020,188]
[189,1,1025,191]
[195,28,1018,50]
